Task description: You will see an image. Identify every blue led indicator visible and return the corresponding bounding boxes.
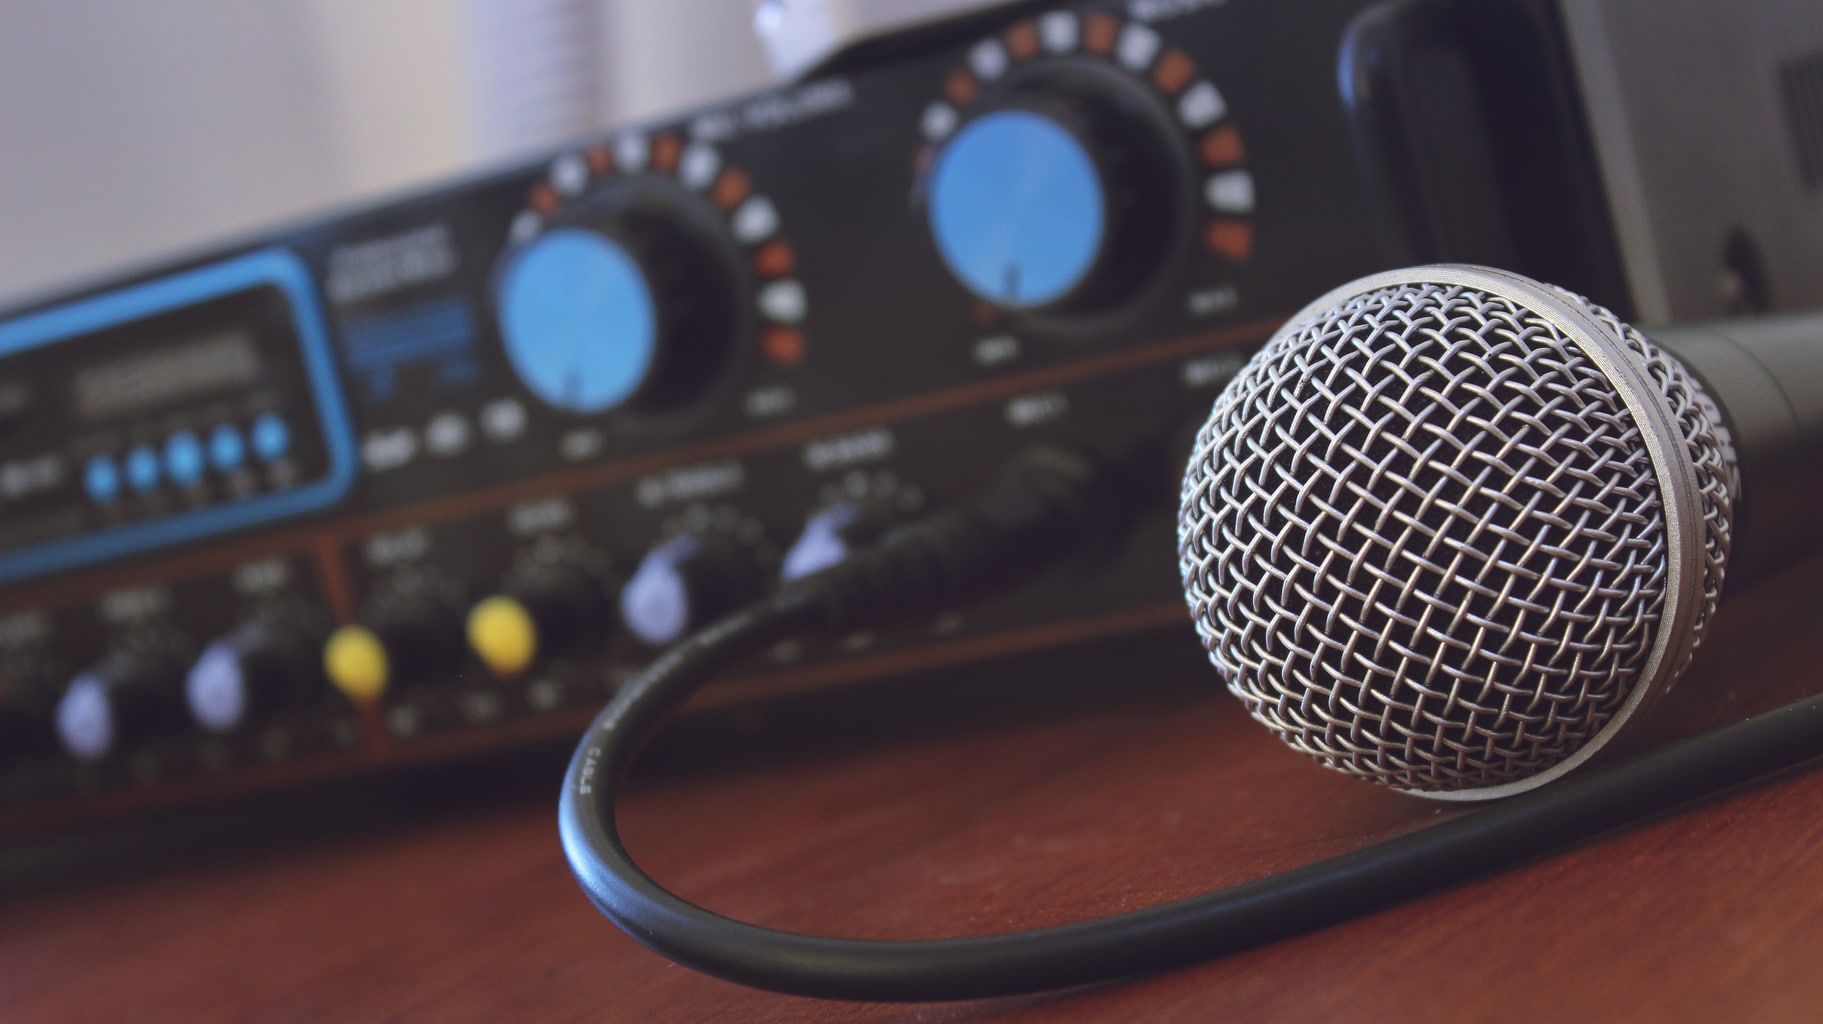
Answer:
[497,229,658,414]
[927,110,1108,309]
[125,446,160,494]
[164,431,205,487]
[84,455,121,504]
[210,424,245,472]
[252,414,291,462]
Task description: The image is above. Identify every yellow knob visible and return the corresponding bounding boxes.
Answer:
[323,625,389,701]
[467,595,539,678]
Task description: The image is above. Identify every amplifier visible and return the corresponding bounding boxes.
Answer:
[0,0,1636,830]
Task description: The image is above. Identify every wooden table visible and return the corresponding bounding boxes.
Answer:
[7,554,1823,1023]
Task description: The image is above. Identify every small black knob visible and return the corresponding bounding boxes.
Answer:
[375,601,465,679]
[185,622,321,733]
[0,675,57,760]
[618,534,761,648]
[468,566,614,678]
[323,600,464,702]
[606,203,741,409]
[55,651,188,761]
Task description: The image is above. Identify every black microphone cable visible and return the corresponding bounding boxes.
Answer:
[558,444,1823,1003]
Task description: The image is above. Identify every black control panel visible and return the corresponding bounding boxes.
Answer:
[0,0,1489,829]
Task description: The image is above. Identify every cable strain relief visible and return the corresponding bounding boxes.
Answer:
[792,443,1137,633]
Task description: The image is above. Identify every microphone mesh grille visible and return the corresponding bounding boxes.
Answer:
[1178,280,1734,794]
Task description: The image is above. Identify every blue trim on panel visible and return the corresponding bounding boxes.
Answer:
[0,249,357,584]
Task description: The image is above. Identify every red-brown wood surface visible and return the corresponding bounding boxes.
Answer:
[6,554,1823,1023]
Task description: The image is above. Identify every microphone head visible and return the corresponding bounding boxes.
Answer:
[1179,265,1739,799]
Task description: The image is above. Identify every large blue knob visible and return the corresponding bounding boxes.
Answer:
[496,228,660,414]
[927,109,1109,311]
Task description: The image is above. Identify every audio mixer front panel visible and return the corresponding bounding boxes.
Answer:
[0,0,1402,829]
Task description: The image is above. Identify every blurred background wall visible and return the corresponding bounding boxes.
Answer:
[0,0,775,305]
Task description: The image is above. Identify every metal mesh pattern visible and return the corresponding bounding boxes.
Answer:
[1551,288,1738,678]
[1177,280,1736,793]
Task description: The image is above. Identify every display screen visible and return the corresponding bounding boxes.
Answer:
[71,327,264,421]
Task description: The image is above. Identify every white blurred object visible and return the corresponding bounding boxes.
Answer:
[750,0,1016,79]
[0,0,773,305]
[470,0,610,160]
[0,2,380,304]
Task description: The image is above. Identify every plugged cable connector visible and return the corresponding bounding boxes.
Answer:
[789,443,1137,633]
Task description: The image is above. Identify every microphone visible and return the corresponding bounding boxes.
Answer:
[1178,264,1823,800]
[559,262,1823,1000]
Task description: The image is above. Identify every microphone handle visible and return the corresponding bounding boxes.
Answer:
[1652,313,1823,587]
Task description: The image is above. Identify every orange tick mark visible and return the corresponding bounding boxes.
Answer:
[652,134,682,173]
[1006,22,1039,59]
[713,167,751,210]
[1205,220,1254,261]
[1153,49,1196,95]
[762,328,806,365]
[754,240,796,277]
[1084,15,1119,55]
[1201,125,1246,167]
[944,69,978,107]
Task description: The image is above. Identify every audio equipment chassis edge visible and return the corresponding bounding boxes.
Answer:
[0,0,1637,832]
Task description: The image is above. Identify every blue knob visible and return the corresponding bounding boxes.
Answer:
[927,109,1108,310]
[496,228,659,414]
